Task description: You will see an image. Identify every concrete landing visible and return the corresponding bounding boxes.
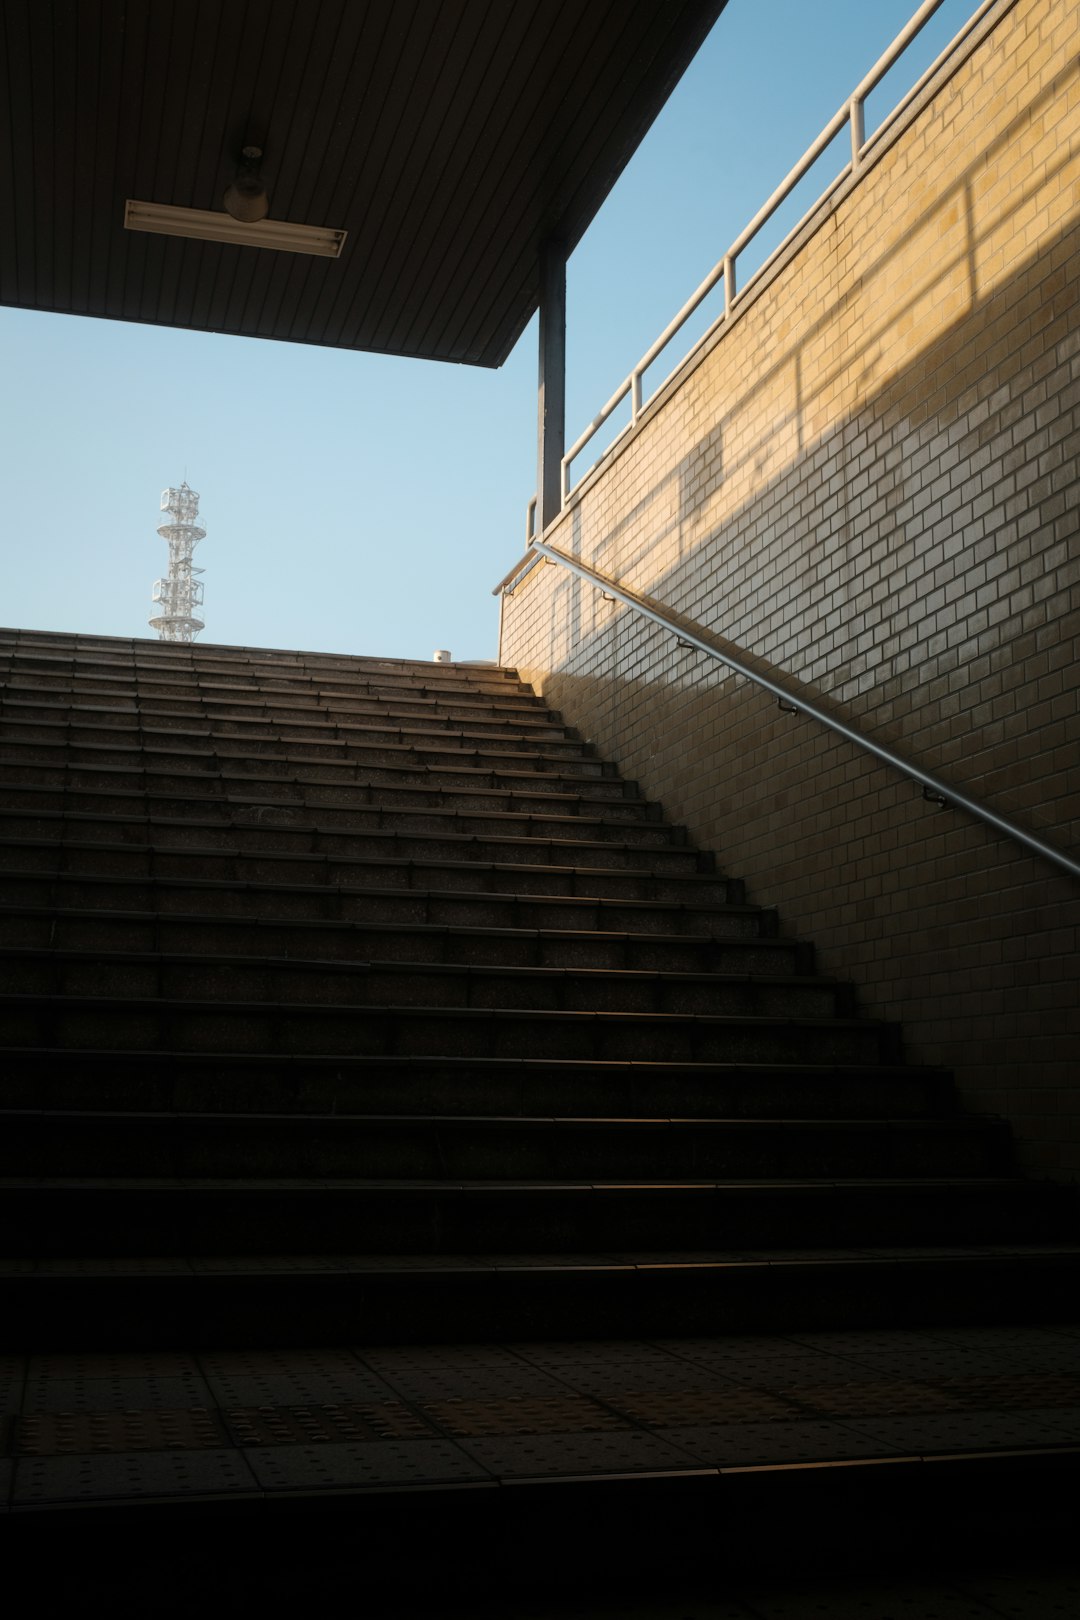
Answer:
[6,1321,1079,1515]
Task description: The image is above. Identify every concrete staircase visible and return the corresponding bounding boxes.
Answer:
[1,626,1076,1349]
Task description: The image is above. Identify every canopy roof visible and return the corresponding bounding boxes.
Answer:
[0,0,725,366]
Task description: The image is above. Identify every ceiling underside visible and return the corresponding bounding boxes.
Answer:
[0,0,726,367]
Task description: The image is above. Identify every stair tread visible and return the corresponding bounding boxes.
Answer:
[0,1047,939,1075]
[0,781,681,831]
[1,709,584,746]
[0,808,708,865]
[0,906,795,950]
[0,725,600,756]
[0,1109,991,1129]
[1,737,619,789]
[2,629,1070,1353]
[0,942,822,982]
[12,1243,1080,1272]
[0,1173,1029,1190]
[0,759,646,805]
[0,874,751,913]
[0,990,869,1022]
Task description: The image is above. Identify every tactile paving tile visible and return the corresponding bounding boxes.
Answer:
[28,1351,205,1379]
[199,1348,370,1377]
[663,1341,878,1389]
[837,1410,1080,1453]
[224,1401,435,1446]
[360,1346,566,1400]
[243,1437,489,1491]
[609,1389,798,1425]
[199,1347,393,1406]
[0,1357,26,1416]
[13,1448,257,1505]
[934,1372,1080,1411]
[779,1333,1024,1381]
[418,1394,630,1437]
[18,1409,229,1455]
[454,1428,705,1479]
[776,1379,960,1418]
[784,1329,951,1359]
[651,1418,909,1468]
[919,1327,1080,1372]
[510,1342,723,1395]
[22,1374,215,1413]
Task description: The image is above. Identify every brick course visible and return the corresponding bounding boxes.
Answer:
[501,0,1080,1176]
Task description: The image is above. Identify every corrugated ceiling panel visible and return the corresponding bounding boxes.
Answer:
[0,0,726,366]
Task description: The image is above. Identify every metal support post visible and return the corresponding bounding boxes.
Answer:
[537,239,566,536]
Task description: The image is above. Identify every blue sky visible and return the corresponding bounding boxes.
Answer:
[1,0,976,663]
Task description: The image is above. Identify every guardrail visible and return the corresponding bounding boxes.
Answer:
[522,536,1080,883]
[544,0,997,515]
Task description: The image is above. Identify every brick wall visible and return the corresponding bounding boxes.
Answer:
[500,0,1080,1177]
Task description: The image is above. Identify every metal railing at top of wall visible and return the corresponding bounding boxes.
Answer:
[522,536,1080,883]
[522,0,1002,534]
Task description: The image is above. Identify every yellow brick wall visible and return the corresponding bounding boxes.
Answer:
[500,0,1080,1176]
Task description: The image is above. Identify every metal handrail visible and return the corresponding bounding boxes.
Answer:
[525,536,1080,882]
[546,0,1000,509]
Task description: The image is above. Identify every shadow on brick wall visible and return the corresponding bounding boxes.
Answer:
[505,176,1079,1176]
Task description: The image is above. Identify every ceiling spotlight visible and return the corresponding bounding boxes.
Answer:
[223,144,270,223]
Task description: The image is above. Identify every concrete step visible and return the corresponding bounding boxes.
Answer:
[0,831,735,898]
[3,686,575,738]
[0,732,626,793]
[0,676,559,729]
[8,1248,1079,1349]
[0,784,690,846]
[0,711,607,769]
[0,632,528,684]
[0,809,715,876]
[0,947,849,1018]
[0,872,765,940]
[0,649,540,697]
[0,1050,959,1119]
[2,695,592,750]
[0,908,801,975]
[0,1176,1059,1257]
[4,629,1058,1359]
[1,657,524,693]
[0,1111,1011,1179]
[0,755,659,819]
[0,994,899,1064]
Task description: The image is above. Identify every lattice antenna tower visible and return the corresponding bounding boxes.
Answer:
[150,481,206,641]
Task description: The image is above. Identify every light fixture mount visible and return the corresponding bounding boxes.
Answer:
[123,199,347,258]
[224,145,270,224]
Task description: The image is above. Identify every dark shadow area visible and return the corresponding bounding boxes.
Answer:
[505,89,1080,1169]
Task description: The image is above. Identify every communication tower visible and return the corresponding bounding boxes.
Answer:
[150,482,206,641]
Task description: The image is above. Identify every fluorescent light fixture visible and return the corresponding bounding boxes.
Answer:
[124,200,347,258]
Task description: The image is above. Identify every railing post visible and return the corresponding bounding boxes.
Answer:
[850,95,866,169]
[537,238,567,537]
[723,254,736,318]
[631,369,643,422]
